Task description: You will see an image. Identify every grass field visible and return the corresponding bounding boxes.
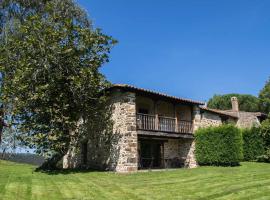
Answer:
[1,160,270,200]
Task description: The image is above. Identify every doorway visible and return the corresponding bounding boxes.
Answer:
[139,139,164,169]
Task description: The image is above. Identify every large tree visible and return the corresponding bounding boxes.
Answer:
[0,0,117,169]
[259,78,270,115]
[207,94,260,112]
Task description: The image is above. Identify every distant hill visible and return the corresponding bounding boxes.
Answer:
[0,153,45,166]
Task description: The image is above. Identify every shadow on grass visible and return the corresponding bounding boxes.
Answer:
[198,162,242,167]
[34,167,107,175]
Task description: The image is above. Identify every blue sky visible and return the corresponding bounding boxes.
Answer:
[77,0,270,102]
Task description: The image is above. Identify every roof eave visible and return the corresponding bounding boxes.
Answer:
[108,84,204,105]
[200,107,239,119]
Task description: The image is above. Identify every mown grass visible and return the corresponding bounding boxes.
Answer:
[1,160,270,200]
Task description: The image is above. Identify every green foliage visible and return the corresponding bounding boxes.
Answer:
[256,118,270,162]
[260,118,270,148]
[242,127,265,161]
[257,148,270,163]
[208,94,260,112]
[259,78,270,115]
[0,0,117,169]
[195,124,243,166]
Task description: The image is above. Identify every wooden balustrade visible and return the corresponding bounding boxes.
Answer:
[137,113,156,130]
[137,113,193,134]
[178,120,193,134]
[158,116,176,132]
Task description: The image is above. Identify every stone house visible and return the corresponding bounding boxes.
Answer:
[199,96,266,128]
[63,84,266,172]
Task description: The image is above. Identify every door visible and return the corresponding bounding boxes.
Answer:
[139,140,163,169]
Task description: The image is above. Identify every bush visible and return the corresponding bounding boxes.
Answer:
[257,148,270,163]
[195,124,243,166]
[256,119,270,162]
[242,127,265,161]
[260,119,270,148]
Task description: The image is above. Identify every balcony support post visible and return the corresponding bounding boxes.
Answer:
[174,104,178,133]
[154,101,159,131]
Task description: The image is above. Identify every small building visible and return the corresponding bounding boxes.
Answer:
[63,84,266,172]
[200,96,266,128]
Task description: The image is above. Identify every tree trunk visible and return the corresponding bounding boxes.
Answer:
[1,148,6,159]
[37,153,64,171]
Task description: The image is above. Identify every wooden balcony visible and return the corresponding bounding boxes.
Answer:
[137,113,193,134]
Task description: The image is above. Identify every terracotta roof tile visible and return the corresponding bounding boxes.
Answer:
[200,107,239,118]
[109,84,204,105]
[200,107,267,119]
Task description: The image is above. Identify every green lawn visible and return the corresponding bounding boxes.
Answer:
[1,161,270,200]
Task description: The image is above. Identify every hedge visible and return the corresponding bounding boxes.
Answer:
[242,127,265,161]
[257,119,270,162]
[195,124,243,166]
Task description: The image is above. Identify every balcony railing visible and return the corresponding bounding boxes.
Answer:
[137,113,193,134]
[159,116,176,132]
[137,113,156,131]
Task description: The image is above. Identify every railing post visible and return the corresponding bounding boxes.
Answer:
[175,117,178,132]
[191,122,194,133]
[154,101,159,131]
[174,104,178,133]
[155,114,159,131]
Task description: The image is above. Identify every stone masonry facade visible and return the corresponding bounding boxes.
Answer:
[236,112,260,128]
[200,112,223,128]
[63,85,265,172]
[110,93,204,172]
[163,138,196,168]
[110,90,138,172]
[63,145,81,169]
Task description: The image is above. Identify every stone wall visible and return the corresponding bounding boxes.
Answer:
[164,139,180,159]
[200,111,222,128]
[199,110,260,129]
[162,138,196,168]
[193,106,201,131]
[63,145,81,169]
[186,106,200,168]
[179,139,197,168]
[237,112,260,128]
[110,90,138,172]
[63,89,138,172]
[164,139,180,167]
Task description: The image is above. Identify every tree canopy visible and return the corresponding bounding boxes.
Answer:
[0,0,117,169]
[207,94,260,112]
[259,78,270,115]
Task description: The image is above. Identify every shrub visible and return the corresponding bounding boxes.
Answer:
[256,119,270,162]
[260,119,270,148]
[257,148,270,163]
[242,127,265,161]
[195,124,243,166]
